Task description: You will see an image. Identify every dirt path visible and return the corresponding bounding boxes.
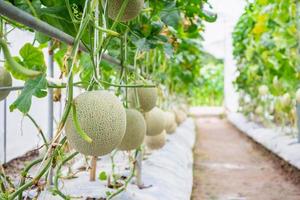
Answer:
[192,117,300,200]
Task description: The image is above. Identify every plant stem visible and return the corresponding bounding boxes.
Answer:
[93,24,119,36]
[107,150,139,200]
[18,158,43,200]
[26,113,49,149]
[53,152,79,200]
[72,103,93,143]
[8,158,52,200]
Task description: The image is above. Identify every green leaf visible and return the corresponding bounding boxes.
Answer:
[160,3,181,29]
[19,43,46,72]
[14,0,41,15]
[35,31,51,43]
[10,75,47,113]
[98,171,107,181]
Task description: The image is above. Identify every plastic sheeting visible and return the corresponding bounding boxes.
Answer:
[228,112,300,170]
[40,118,196,200]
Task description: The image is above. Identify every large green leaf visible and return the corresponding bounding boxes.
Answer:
[4,43,46,80]
[10,75,48,113]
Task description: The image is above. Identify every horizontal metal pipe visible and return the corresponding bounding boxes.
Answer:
[0,1,121,67]
[0,86,24,91]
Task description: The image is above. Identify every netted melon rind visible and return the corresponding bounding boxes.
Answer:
[0,67,12,101]
[128,87,157,112]
[65,91,126,156]
[118,109,146,151]
[145,130,166,150]
[145,107,165,136]
[174,108,187,125]
[108,0,144,22]
[166,122,177,135]
[164,111,176,133]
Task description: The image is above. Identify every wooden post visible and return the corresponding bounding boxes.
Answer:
[90,156,97,181]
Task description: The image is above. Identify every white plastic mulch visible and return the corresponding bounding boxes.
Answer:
[40,118,196,200]
[228,112,300,170]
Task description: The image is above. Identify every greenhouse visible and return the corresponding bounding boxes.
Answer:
[0,0,300,199]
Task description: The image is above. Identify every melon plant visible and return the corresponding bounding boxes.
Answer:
[0,67,12,101]
[145,130,166,150]
[296,89,300,104]
[144,107,165,136]
[107,0,144,22]
[255,106,263,115]
[118,109,146,151]
[65,91,126,156]
[258,85,268,96]
[280,93,291,107]
[129,86,157,112]
[273,76,280,88]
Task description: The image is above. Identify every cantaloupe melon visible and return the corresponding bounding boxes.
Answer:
[255,106,263,115]
[0,67,12,101]
[145,130,166,150]
[179,104,189,114]
[65,91,126,156]
[258,85,268,96]
[296,89,300,104]
[144,107,165,136]
[118,109,146,151]
[174,108,187,124]
[107,0,144,22]
[164,111,176,134]
[280,93,291,107]
[166,122,177,134]
[128,86,157,112]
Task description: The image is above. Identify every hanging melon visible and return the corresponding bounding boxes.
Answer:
[145,130,166,150]
[108,0,144,22]
[144,107,166,136]
[128,86,157,112]
[0,67,12,101]
[118,109,146,151]
[65,91,126,156]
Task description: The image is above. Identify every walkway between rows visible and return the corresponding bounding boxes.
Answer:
[192,117,300,200]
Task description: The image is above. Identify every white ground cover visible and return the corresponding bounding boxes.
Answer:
[228,112,300,170]
[39,118,196,200]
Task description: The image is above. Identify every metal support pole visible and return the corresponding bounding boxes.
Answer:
[48,41,54,184]
[297,103,300,143]
[135,151,143,188]
[2,99,7,163]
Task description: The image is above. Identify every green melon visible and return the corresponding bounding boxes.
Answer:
[144,107,166,136]
[128,86,157,112]
[107,0,144,22]
[145,130,166,150]
[167,122,177,134]
[118,109,146,151]
[164,111,176,133]
[65,91,126,156]
[174,108,187,125]
[0,67,12,101]
[280,93,291,107]
[296,89,300,104]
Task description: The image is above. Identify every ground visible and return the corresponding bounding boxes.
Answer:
[192,117,300,200]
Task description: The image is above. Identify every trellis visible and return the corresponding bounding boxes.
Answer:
[0,0,143,189]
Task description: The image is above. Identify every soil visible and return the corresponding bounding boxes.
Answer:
[2,149,40,181]
[192,117,300,200]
